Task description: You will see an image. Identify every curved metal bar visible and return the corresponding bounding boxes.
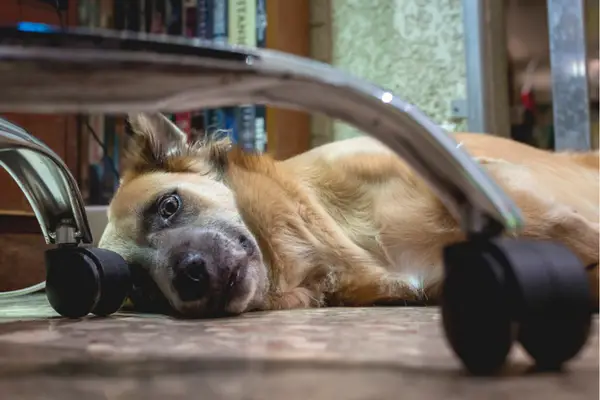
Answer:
[0,24,523,236]
[0,118,92,244]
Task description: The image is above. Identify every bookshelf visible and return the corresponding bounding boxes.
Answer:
[0,0,312,211]
[74,0,311,202]
[0,0,311,291]
[0,0,309,291]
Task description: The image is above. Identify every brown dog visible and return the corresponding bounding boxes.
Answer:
[98,113,599,317]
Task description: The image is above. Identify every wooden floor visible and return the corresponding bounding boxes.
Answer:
[0,294,597,400]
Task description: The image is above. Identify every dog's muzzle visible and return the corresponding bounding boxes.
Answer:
[167,229,251,308]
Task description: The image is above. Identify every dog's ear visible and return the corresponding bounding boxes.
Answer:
[191,129,233,173]
[124,113,188,171]
[123,113,234,179]
[127,112,187,154]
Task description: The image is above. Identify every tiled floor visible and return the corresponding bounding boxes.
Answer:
[0,294,597,399]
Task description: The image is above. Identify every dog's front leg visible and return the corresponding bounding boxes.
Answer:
[326,268,428,306]
[264,287,324,310]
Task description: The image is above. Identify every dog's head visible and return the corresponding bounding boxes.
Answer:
[98,113,268,317]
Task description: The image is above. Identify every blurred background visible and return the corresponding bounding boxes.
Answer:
[0,0,598,291]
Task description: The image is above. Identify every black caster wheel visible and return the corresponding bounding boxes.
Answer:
[441,238,592,375]
[45,247,132,319]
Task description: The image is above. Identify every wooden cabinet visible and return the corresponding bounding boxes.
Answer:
[0,1,81,213]
[0,113,80,212]
[0,0,80,291]
[266,0,311,160]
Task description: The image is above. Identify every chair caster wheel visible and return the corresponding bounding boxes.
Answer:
[45,247,131,319]
[441,238,592,375]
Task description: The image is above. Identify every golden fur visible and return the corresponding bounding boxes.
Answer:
[99,113,599,316]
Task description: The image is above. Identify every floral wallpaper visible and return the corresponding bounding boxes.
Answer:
[326,0,468,141]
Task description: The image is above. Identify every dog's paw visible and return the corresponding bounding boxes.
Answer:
[266,287,324,310]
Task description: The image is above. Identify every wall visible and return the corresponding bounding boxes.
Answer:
[310,0,468,145]
[505,0,598,149]
[506,0,599,105]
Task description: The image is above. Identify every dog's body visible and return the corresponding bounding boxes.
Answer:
[99,114,599,317]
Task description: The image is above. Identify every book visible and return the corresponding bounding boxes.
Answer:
[76,0,92,201]
[145,0,167,34]
[99,0,113,28]
[184,0,197,37]
[196,0,211,39]
[78,0,107,204]
[78,0,102,27]
[98,0,119,204]
[228,0,258,151]
[128,0,143,32]
[139,0,147,32]
[255,0,267,152]
[77,0,91,26]
[174,0,194,141]
[113,0,125,30]
[189,0,212,141]
[166,0,184,35]
[204,0,232,141]
[145,0,176,122]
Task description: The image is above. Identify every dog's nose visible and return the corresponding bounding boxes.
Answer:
[169,229,253,305]
[180,253,207,282]
[173,252,210,302]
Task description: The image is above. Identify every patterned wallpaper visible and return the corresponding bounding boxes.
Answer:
[326,0,468,141]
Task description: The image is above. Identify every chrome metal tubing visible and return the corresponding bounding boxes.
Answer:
[0,117,92,245]
[547,0,592,151]
[0,24,524,236]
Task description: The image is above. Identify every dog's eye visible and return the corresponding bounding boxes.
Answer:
[238,234,254,254]
[158,194,181,220]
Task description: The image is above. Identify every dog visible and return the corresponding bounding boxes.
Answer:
[98,113,599,317]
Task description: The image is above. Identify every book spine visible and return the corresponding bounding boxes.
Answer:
[78,0,91,26]
[174,0,195,141]
[193,0,212,141]
[183,0,195,37]
[99,0,119,203]
[77,0,93,201]
[145,0,155,33]
[228,0,257,151]
[196,0,211,39]
[212,0,228,46]
[149,0,175,120]
[90,0,102,27]
[206,0,230,141]
[139,0,147,32]
[114,0,141,189]
[99,0,113,28]
[167,0,184,35]
[184,0,197,37]
[156,0,168,34]
[102,116,118,202]
[145,0,168,34]
[84,0,106,204]
[186,0,204,141]
[128,0,142,32]
[255,0,267,152]
[113,0,126,30]
[114,0,142,32]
